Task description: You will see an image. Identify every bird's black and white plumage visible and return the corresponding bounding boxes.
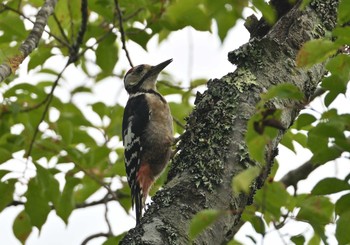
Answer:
[122,59,174,225]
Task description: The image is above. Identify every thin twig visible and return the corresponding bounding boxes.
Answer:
[114,0,133,67]
[104,201,113,235]
[158,80,189,90]
[25,61,70,158]
[78,28,114,58]
[66,156,119,201]
[25,0,88,164]
[67,1,75,43]
[173,116,185,129]
[8,193,123,209]
[17,0,22,10]
[122,8,144,21]
[69,0,88,63]
[0,97,48,119]
[81,233,111,245]
[52,13,71,44]
[0,3,70,47]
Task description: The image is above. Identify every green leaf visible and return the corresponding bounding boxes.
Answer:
[24,177,51,230]
[296,39,339,68]
[92,101,109,119]
[106,104,125,138]
[324,90,340,107]
[57,103,91,126]
[0,170,10,179]
[48,0,80,40]
[71,86,92,95]
[13,211,32,245]
[74,176,101,204]
[254,182,291,219]
[335,193,350,215]
[4,83,46,101]
[215,11,237,42]
[252,0,276,24]
[27,48,52,72]
[71,128,97,146]
[227,240,244,245]
[338,0,350,26]
[0,13,27,42]
[291,234,306,245]
[56,177,80,224]
[246,133,267,163]
[102,233,126,245]
[333,27,350,45]
[96,34,118,74]
[189,209,223,241]
[0,148,12,163]
[261,84,304,102]
[307,123,345,154]
[326,54,350,84]
[84,145,110,168]
[35,164,61,209]
[310,147,342,165]
[89,0,114,22]
[246,215,265,235]
[280,130,295,152]
[190,79,207,88]
[205,0,246,41]
[164,0,211,31]
[308,233,321,245]
[293,132,308,148]
[126,27,152,50]
[336,211,350,245]
[295,113,317,130]
[312,178,350,195]
[232,167,260,193]
[0,179,15,212]
[297,196,334,241]
[300,0,312,9]
[57,120,74,145]
[116,185,132,212]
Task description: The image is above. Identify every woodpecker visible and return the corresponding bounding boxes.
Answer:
[122,59,174,224]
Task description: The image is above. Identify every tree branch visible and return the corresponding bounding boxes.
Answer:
[121,1,338,244]
[279,160,317,189]
[0,0,58,83]
[114,0,133,67]
[8,193,125,209]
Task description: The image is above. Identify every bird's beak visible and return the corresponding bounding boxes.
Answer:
[149,58,173,75]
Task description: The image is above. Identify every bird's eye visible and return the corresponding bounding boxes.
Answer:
[135,65,144,73]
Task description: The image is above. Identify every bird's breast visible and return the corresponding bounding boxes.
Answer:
[144,93,173,144]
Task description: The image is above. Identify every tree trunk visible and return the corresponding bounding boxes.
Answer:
[120,1,338,244]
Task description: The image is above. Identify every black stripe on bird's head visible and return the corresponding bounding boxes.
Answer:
[124,59,173,94]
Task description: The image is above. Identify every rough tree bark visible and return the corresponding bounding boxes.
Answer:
[120,0,338,244]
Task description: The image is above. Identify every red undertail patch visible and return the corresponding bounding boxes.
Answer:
[137,162,154,200]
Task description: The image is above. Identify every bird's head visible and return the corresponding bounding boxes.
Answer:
[124,58,173,94]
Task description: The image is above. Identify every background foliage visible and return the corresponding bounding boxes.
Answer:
[0,0,349,244]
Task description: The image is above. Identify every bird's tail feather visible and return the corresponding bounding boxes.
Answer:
[135,185,143,224]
